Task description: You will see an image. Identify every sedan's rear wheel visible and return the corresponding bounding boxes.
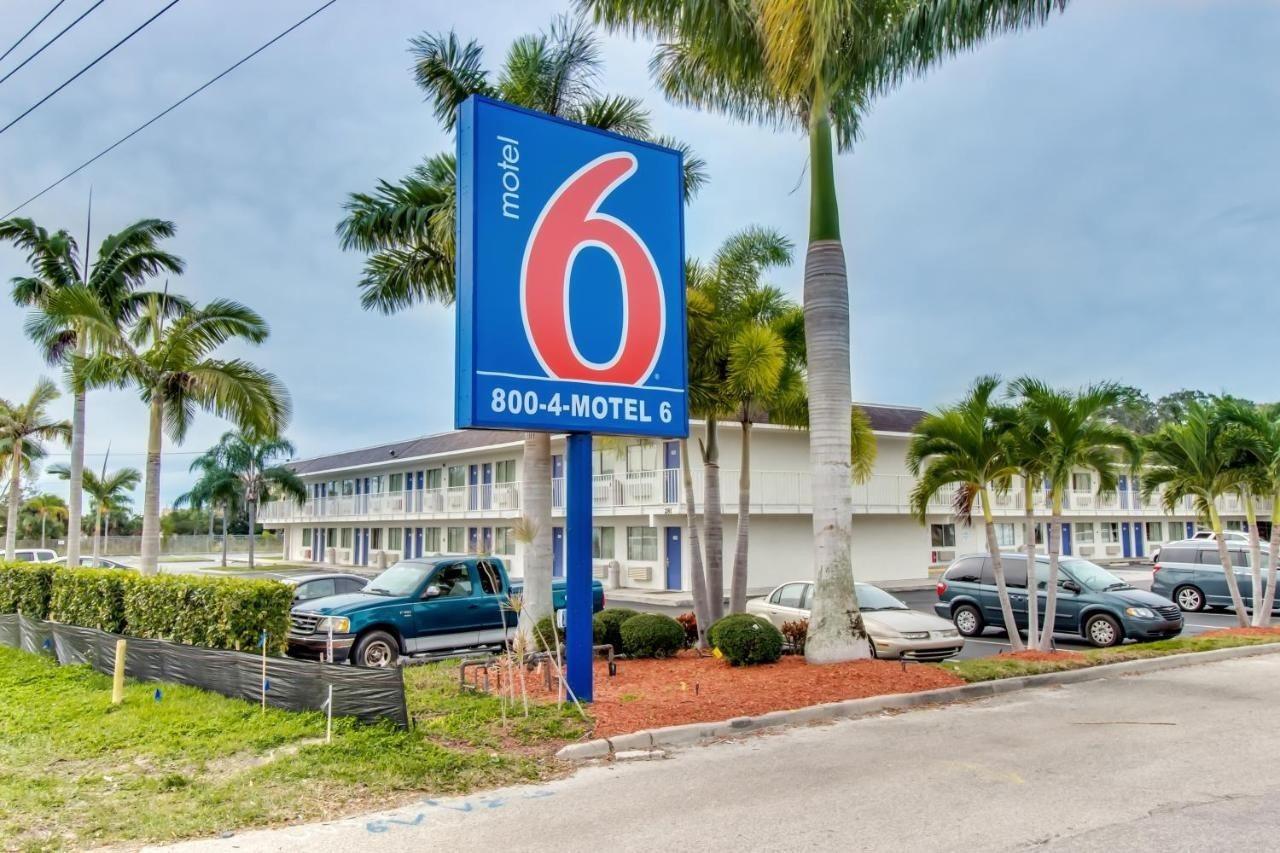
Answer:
[952,604,985,637]
[1084,614,1123,648]
[1174,585,1205,613]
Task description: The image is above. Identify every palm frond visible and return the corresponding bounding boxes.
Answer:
[410,31,493,131]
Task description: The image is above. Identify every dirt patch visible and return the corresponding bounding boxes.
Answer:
[479,652,965,739]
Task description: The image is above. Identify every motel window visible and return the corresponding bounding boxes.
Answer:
[626,443,660,472]
[1169,522,1186,540]
[1071,473,1091,492]
[326,528,337,549]
[369,475,384,494]
[495,460,517,483]
[1226,520,1246,532]
[627,527,658,561]
[388,473,404,492]
[387,528,402,550]
[326,481,337,497]
[995,524,1016,547]
[341,479,354,496]
[593,527,615,559]
[930,524,956,548]
[1146,522,1163,542]
[426,528,442,552]
[447,466,466,488]
[340,528,353,548]
[592,450,616,476]
[1099,522,1119,544]
[1076,524,1095,545]
[447,527,465,553]
[494,527,513,555]
[426,469,441,490]
[302,528,313,546]
[371,528,382,550]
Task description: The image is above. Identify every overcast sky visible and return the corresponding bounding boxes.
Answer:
[1,0,1278,507]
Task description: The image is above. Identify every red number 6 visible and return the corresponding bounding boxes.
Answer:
[521,153,664,385]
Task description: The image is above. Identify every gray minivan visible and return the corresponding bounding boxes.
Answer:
[936,552,1183,647]
[1151,539,1275,613]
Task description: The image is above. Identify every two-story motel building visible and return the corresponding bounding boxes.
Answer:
[260,403,1252,591]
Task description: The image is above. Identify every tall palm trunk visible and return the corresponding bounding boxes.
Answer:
[701,416,724,622]
[803,101,868,663]
[92,508,102,563]
[679,438,711,647]
[518,432,553,643]
[105,514,111,555]
[1209,505,1250,627]
[64,339,87,567]
[207,506,214,554]
[1023,482,1039,649]
[221,503,229,567]
[40,514,47,549]
[139,395,164,575]
[729,418,752,613]
[982,487,1023,652]
[5,448,22,560]
[1244,495,1264,627]
[1039,494,1063,651]
[247,497,258,569]
[1261,505,1280,628]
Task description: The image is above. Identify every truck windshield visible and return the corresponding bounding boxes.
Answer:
[365,562,438,596]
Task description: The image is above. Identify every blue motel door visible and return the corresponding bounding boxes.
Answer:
[665,526,682,590]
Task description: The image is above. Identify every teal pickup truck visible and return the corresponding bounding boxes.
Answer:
[287,555,604,667]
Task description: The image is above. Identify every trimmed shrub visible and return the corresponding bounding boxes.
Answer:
[619,613,685,658]
[531,613,604,653]
[592,607,639,652]
[0,562,55,619]
[675,611,699,648]
[781,619,808,654]
[49,569,135,633]
[708,614,784,666]
[122,574,293,654]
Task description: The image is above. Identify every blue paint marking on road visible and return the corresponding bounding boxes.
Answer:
[363,791,556,833]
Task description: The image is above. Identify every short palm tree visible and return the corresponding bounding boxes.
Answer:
[53,290,289,574]
[196,430,304,568]
[993,402,1051,649]
[178,453,243,568]
[336,14,706,640]
[584,0,1071,663]
[24,494,67,549]
[1142,402,1252,627]
[0,378,71,560]
[50,462,141,563]
[1010,379,1138,649]
[1,216,184,568]
[908,376,1022,650]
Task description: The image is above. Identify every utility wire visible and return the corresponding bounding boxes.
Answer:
[0,0,69,66]
[0,0,183,138]
[2,0,341,219]
[0,0,108,89]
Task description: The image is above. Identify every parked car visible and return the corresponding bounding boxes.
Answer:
[52,556,131,569]
[747,580,963,661]
[280,572,369,605]
[287,556,605,667]
[13,548,58,563]
[1152,539,1275,613]
[935,552,1183,647]
[1190,530,1249,543]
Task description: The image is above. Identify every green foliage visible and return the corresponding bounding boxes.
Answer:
[781,618,808,653]
[531,613,604,653]
[592,607,639,651]
[49,569,132,633]
[121,574,293,654]
[0,562,55,618]
[675,611,699,647]
[708,614,784,666]
[619,613,685,658]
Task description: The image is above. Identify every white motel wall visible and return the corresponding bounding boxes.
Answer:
[259,404,1250,592]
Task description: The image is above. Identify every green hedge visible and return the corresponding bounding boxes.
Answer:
[592,607,638,652]
[531,613,605,653]
[1,564,293,655]
[619,613,685,658]
[708,614,784,666]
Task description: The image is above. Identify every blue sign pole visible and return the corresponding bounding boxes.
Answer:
[565,432,594,702]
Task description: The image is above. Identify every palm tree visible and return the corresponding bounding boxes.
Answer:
[50,463,140,563]
[1011,379,1138,650]
[0,379,71,560]
[177,453,242,568]
[1212,399,1280,626]
[908,376,1022,650]
[583,1,1070,662]
[336,14,706,640]
[52,290,289,574]
[1142,401,1251,627]
[24,494,67,549]
[1,216,184,569]
[195,430,305,568]
[993,402,1051,649]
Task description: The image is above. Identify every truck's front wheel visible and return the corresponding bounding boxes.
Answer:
[352,630,399,668]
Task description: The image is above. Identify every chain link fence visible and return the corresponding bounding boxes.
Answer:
[10,533,282,558]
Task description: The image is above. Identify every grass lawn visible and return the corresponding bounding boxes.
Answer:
[0,648,588,851]
[942,632,1280,682]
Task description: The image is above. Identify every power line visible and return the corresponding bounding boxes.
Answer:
[0,0,183,138]
[0,0,69,66]
[2,0,342,219]
[0,0,108,89]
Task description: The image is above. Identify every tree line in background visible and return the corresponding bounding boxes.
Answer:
[909,380,1280,652]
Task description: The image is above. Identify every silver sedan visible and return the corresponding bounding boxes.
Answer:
[746,581,964,661]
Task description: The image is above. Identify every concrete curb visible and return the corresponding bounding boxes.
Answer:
[556,642,1280,762]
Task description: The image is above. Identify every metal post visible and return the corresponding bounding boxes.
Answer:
[565,432,593,702]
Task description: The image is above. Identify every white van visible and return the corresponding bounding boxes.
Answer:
[13,548,58,563]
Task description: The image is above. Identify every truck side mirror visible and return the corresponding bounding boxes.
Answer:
[423,584,441,599]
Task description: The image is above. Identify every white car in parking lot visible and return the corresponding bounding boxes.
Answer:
[746,581,964,661]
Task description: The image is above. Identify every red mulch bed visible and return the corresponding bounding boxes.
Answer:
[994,650,1085,663]
[1199,626,1280,639]
[483,651,965,739]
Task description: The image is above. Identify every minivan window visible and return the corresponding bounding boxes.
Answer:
[996,556,1028,589]
[1229,550,1250,568]
[1197,549,1225,566]
[1159,547,1195,564]
[945,557,984,583]
[1060,558,1129,592]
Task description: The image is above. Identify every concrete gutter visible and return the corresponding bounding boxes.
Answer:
[556,642,1280,762]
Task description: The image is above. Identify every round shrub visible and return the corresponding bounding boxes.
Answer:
[530,613,604,652]
[619,613,685,658]
[708,614,784,666]
[592,607,639,651]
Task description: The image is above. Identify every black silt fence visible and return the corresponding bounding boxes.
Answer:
[0,614,409,728]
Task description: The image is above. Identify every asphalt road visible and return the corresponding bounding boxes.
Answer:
[162,652,1280,852]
